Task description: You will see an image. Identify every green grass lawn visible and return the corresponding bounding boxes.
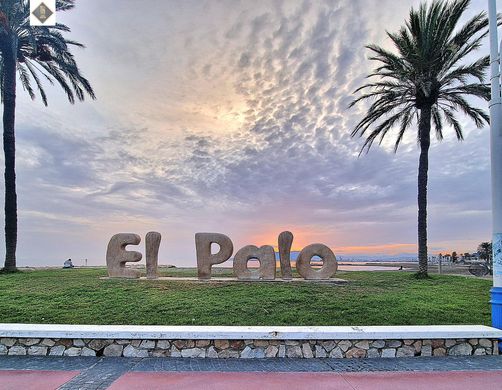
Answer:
[0,268,491,326]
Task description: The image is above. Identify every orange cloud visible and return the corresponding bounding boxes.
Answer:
[236,228,473,256]
[246,227,330,252]
[334,243,416,255]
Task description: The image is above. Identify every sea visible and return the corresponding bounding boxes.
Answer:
[274,251,418,263]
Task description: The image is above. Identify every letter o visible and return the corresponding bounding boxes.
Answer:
[296,244,337,280]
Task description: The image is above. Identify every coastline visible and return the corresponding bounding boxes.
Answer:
[15,260,481,276]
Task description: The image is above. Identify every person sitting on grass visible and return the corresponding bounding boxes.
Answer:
[63,259,74,269]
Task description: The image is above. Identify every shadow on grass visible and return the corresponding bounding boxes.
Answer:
[413,272,432,280]
[0,268,21,275]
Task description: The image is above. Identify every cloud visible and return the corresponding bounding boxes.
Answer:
[4,0,492,266]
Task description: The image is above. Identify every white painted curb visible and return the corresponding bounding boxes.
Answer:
[1,324,501,340]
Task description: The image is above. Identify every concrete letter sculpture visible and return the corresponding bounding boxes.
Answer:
[145,231,161,279]
[106,230,339,282]
[195,233,233,279]
[106,233,142,278]
[278,231,293,280]
[233,245,276,280]
[295,243,337,280]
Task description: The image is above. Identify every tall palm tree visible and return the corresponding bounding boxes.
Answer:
[0,0,95,272]
[350,0,490,278]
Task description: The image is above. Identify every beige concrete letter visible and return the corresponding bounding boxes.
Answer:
[195,233,233,279]
[278,231,293,280]
[106,233,142,278]
[145,231,161,279]
[296,243,337,280]
[233,245,276,280]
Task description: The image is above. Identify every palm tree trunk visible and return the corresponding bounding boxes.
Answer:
[1,35,18,272]
[417,105,431,278]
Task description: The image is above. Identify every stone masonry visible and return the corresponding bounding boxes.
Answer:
[0,337,498,358]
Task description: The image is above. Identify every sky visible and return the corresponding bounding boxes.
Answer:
[5,0,495,266]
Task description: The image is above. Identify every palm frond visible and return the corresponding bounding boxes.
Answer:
[350,0,489,154]
[0,0,95,105]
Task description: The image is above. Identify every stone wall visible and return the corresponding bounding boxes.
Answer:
[0,337,498,358]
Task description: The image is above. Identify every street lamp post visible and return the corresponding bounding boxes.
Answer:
[488,0,502,352]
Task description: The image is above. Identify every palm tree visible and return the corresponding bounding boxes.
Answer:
[0,0,95,272]
[478,241,492,261]
[350,0,490,278]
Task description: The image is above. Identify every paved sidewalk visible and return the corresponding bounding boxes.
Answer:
[0,356,501,389]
